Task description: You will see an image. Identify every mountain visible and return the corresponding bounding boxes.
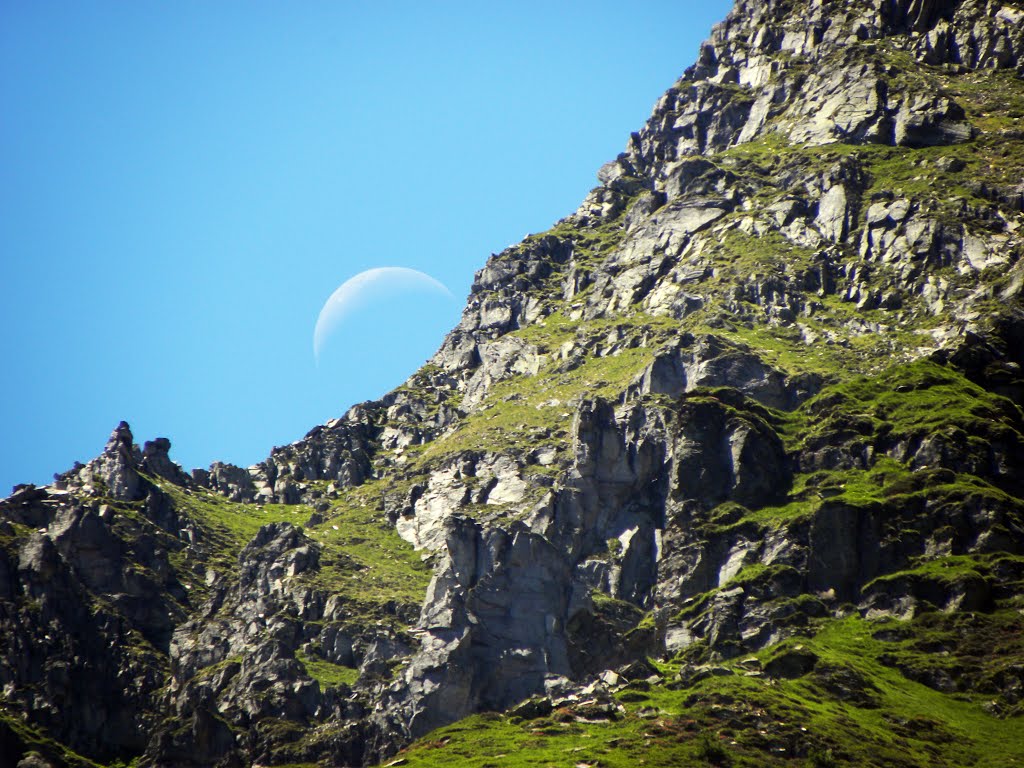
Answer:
[3,0,1024,766]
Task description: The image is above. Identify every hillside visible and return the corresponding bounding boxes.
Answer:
[2,0,1024,766]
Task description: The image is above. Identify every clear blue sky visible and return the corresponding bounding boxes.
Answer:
[0,1,733,493]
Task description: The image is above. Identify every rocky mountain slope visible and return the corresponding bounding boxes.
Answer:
[3,0,1024,766]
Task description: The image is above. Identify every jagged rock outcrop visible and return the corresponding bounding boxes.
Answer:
[74,421,143,500]
[2,0,1023,766]
[0,466,187,763]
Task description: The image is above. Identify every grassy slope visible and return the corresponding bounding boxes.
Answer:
[158,478,432,626]
[382,55,1024,767]
[394,612,1024,768]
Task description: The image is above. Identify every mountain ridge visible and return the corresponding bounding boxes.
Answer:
[3,0,1024,766]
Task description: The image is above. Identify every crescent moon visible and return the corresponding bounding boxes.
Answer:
[313,267,454,363]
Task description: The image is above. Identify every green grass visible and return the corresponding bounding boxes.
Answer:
[0,707,104,768]
[394,612,1024,767]
[795,359,1024,450]
[392,710,745,768]
[662,290,938,384]
[157,481,310,589]
[303,478,433,618]
[296,650,359,689]
[681,356,1023,542]
[415,330,661,467]
[867,552,1024,591]
[786,615,1024,765]
[706,225,819,277]
[942,67,1024,145]
[156,477,432,626]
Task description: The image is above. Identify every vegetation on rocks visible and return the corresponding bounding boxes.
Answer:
[2,0,1024,766]
[394,614,1024,768]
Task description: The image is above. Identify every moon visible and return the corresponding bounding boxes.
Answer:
[313,267,454,364]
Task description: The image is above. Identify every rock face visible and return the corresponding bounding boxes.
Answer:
[2,0,1024,766]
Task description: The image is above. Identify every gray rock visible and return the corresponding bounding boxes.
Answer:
[141,437,191,487]
[82,421,142,500]
[17,755,58,768]
[671,394,790,511]
[817,184,852,242]
[894,94,973,147]
[195,460,257,502]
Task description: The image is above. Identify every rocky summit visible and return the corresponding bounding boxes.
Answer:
[3,0,1024,766]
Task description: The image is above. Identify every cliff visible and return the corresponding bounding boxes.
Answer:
[2,1,1023,766]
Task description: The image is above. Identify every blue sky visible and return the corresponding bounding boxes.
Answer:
[0,1,733,493]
